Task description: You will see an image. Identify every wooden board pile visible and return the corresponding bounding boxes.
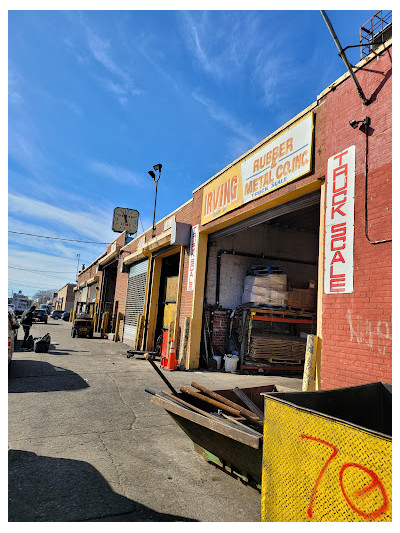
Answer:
[144,355,264,436]
[247,332,306,364]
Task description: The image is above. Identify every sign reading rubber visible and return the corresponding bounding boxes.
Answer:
[201,113,313,225]
[324,146,355,294]
[241,112,313,204]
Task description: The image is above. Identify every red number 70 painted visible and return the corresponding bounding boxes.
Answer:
[301,434,389,520]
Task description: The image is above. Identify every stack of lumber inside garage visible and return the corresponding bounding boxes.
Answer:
[247,331,306,364]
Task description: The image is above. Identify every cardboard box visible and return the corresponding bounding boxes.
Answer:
[242,288,288,306]
[287,288,316,310]
[165,276,178,303]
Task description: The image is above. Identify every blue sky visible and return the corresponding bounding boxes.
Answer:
[8,6,379,298]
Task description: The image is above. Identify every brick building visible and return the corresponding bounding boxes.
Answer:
[55,283,77,312]
[77,31,391,389]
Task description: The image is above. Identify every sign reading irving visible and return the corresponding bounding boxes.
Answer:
[201,113,313,225]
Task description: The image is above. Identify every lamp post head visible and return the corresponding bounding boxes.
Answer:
[153,163,162,172]
[148,170,156,180]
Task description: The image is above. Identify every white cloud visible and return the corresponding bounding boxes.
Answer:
[8,67,23,105]
[88,161,146,187]
[180,11,261,81]
[8,192,116,243]
[192,91,257,145]
[82,22,142,101]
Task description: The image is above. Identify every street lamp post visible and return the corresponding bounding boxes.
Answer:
[148,164,162,235]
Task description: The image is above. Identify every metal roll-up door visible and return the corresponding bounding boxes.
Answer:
[209,190,321,243]
[123,259,149,346]
[81,286,88,302]
[88,283,97,302]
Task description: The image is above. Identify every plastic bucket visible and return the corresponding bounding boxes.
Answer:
[212,355,222,370]
[224,355,239,373]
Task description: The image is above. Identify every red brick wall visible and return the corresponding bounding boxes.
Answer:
[321,46,392,389]
[176,195,202,359]
[114,260,128,339]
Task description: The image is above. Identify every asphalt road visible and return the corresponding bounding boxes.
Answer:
[8,319,302,522]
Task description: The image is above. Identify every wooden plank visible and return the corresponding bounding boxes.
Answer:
[134,313,143,350]
[181,387,264,430]
[191,381,262,422]
[151,395,261,449]
[233,387,265,422]
[252,316,314,324]
[180,317,190,367]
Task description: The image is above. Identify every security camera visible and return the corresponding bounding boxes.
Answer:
[349,119,359,129]
[153,163,162,171]
[148,170,155,179]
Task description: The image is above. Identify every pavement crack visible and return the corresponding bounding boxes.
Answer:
[104,372,137,429]
[97,433,127,497]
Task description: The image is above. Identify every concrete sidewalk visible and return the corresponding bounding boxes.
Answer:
[8,319,302,522]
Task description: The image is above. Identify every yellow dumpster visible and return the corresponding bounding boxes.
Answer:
[261,382,391,522]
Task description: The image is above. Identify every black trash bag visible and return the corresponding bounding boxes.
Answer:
[34,333,51,353]
[25,335,34,350]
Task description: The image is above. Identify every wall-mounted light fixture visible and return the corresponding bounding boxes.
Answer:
[349,116,371,129]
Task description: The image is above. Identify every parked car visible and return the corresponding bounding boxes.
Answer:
[33,309,48,323]
[50,310,63,320]
[8,309,20,340]
[62,311,70,321]
[8,311,19,364]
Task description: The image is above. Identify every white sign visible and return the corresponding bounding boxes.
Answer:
[241,113,313,205]
[164,215,176,232]
[187,225,199,291]
[324,146,355,294]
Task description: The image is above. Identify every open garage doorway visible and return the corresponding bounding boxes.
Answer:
[203,190,321,374]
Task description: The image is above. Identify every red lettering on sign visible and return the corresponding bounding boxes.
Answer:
[332,223,346,237]
[334,149,349,165]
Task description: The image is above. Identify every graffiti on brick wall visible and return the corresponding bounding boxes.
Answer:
[346,309,391,355]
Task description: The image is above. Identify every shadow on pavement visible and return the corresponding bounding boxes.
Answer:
[8,450,197,522]
[8,360,90,393]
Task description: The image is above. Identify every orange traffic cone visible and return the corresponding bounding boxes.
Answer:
[165,340,177,370]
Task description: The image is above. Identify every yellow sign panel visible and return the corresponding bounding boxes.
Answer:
[201,163,242,225]
[201,113,314,225]
[261,398,392,522]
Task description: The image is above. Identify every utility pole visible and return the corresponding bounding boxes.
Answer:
[76,253,80,281]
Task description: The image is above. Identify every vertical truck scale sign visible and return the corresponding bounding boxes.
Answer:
[324,146,355,294]
[187,224,199,291]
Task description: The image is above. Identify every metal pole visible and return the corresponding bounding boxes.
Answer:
[320,10,370,105]
[76,253,80,280]
[152,179,158,232]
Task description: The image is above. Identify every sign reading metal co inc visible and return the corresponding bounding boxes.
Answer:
[201,113,314,225]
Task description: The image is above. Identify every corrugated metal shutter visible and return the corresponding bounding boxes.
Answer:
[88,284,97,302]
[123,259,148,346]
[209,190,320,243]
[81,286,88,302]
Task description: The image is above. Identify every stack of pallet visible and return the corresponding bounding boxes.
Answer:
[247,332,306,364]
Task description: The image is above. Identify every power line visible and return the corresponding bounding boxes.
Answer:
[8,280,61,290]
[9,266,75,274]
[8,230,110,244]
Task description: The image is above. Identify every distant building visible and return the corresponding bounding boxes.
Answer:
[55,283,76,312]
